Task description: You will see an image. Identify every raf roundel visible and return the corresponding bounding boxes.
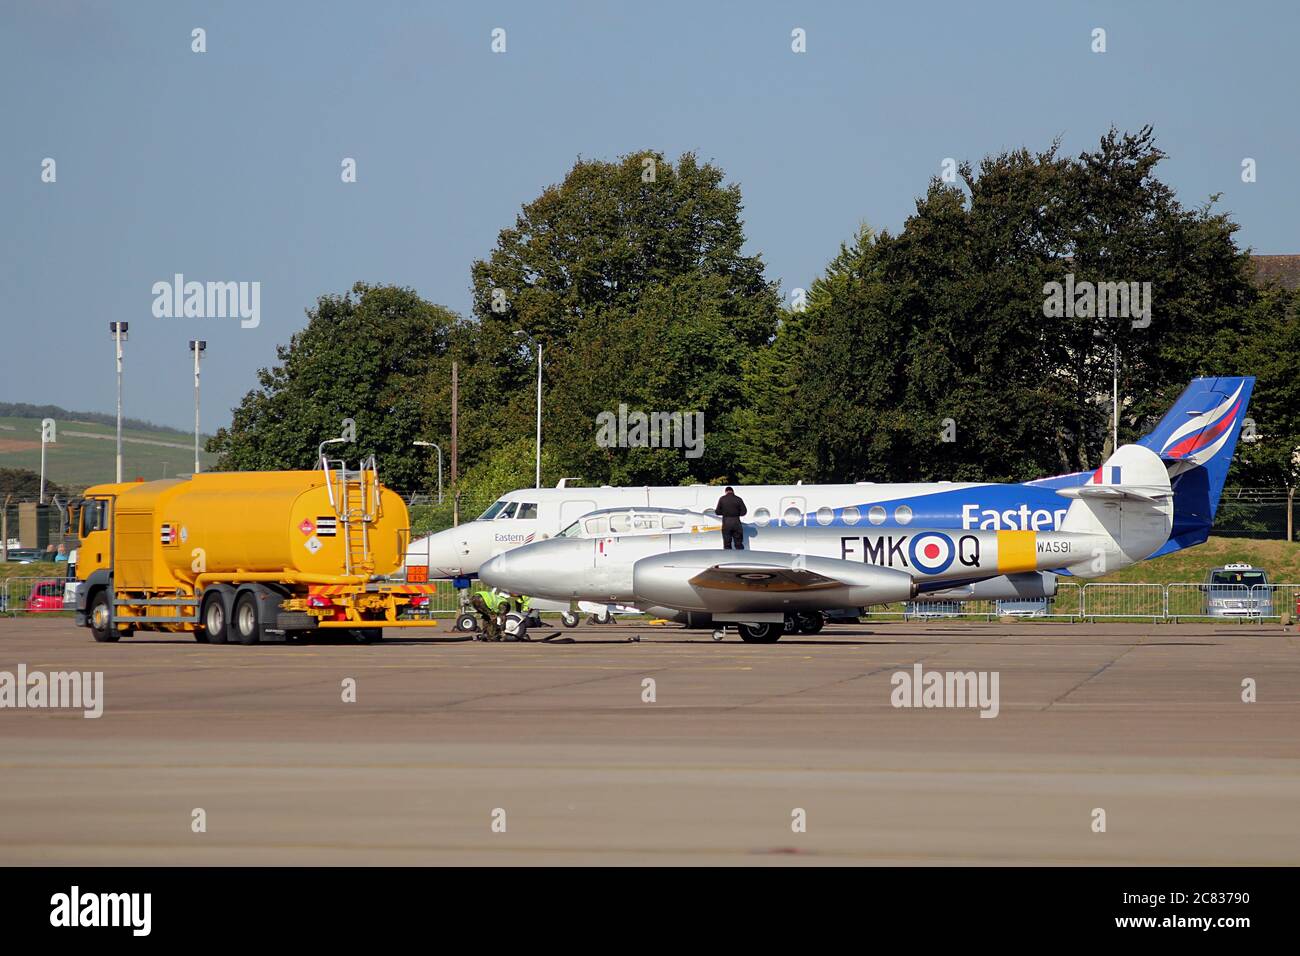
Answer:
[908,531,955,575]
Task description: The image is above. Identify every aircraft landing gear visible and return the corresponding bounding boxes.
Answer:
[711,627,726,642]
[796,611,825,634]
[560,611,580,628]
[738,622,782,643]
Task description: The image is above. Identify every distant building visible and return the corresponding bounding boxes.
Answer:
[1250,255,1300,291]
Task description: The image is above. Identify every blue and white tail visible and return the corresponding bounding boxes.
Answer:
[1059,444,1174,576]
[1135,376,1255,558]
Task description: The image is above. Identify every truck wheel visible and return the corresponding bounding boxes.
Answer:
[233,591,261,645]
[202,593,229,644]
[89,591,119,643]
[560,611,579,628]
[353,628,383,644]
[738,622,781,643]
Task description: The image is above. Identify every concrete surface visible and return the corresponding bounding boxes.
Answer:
[0,616,1297,865]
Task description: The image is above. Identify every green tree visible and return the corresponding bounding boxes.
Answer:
[208,283,458,489]
[1207,289,1300,487]
[449,150,783,486]
[740,128,1261,484]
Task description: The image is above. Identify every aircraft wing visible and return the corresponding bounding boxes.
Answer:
[634,550,918,612]
[687,563,846,592]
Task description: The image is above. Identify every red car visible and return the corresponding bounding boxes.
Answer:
[25,579,66,613]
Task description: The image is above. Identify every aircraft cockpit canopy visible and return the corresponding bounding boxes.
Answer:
[557,507,719,539]
[477,499,538,520]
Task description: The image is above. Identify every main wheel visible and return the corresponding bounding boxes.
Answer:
[783,614,799,634]
[89,590,119,643]
[560,611,580,628]
[796,611,825,634]
[233,591,261,645]
[202,592,229,644]
[456,612,479,632]
[738,622,782,643]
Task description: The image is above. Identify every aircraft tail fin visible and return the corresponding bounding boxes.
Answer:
[1136,376,1254,557]
[1059,444,1173,577]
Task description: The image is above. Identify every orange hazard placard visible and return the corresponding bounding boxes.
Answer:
[407,565,429,583]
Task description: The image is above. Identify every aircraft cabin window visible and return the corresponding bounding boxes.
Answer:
[662,515,685,530]
[631,514,657,530]
[584,516,609,536]
[497,502,519,519]
[517,503,538,519]
[894,505,913,525]
[782,507,802,527]
[478,500,507,520]
[610,514,632,534]
[842,506,860,526]
[816,506,834,526]
[559,521,583,538]
[868,505,886,525]
[752,507,770,527]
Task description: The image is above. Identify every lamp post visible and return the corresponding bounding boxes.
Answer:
[109,322,128,482]
[189,340,206,474]
[1111,341,1119,453]
[514,330,542,488]
[39,418,55,504]
[413,441,443,504]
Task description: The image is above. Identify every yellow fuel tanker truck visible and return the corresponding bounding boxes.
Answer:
[69,457,438,644]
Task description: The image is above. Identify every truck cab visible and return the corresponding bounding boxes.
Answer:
[67,487,122,634]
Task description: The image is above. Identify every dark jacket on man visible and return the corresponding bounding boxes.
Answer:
[716,490,747,550]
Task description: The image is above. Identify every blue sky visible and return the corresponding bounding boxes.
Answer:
[2,0,1297,432]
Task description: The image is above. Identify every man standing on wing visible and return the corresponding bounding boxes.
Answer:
[715,486,748,550]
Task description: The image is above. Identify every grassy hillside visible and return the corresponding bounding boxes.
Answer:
[1094,536,1300,585]
[0,415,216,492]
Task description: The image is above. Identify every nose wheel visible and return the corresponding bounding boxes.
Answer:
[711,627,726,642]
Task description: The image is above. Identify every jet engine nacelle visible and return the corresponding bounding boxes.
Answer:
[923,571,1057,602]
[632,549,917,614]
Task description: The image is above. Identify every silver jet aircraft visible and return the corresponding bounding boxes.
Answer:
[480,444,1176,642]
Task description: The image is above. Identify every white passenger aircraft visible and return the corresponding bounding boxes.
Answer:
[409,377,1254,613]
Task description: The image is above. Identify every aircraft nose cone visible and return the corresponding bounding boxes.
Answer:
[406,528,468,577]
[480,540,580,599]
[479,552,508,585]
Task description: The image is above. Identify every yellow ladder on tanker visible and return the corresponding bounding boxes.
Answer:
[340,472,372,575]
[321,455,381,577]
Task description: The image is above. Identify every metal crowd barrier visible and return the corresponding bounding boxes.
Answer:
[3,575,1295,623]
[1080,582,1166,620]
[1,576,74,616]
